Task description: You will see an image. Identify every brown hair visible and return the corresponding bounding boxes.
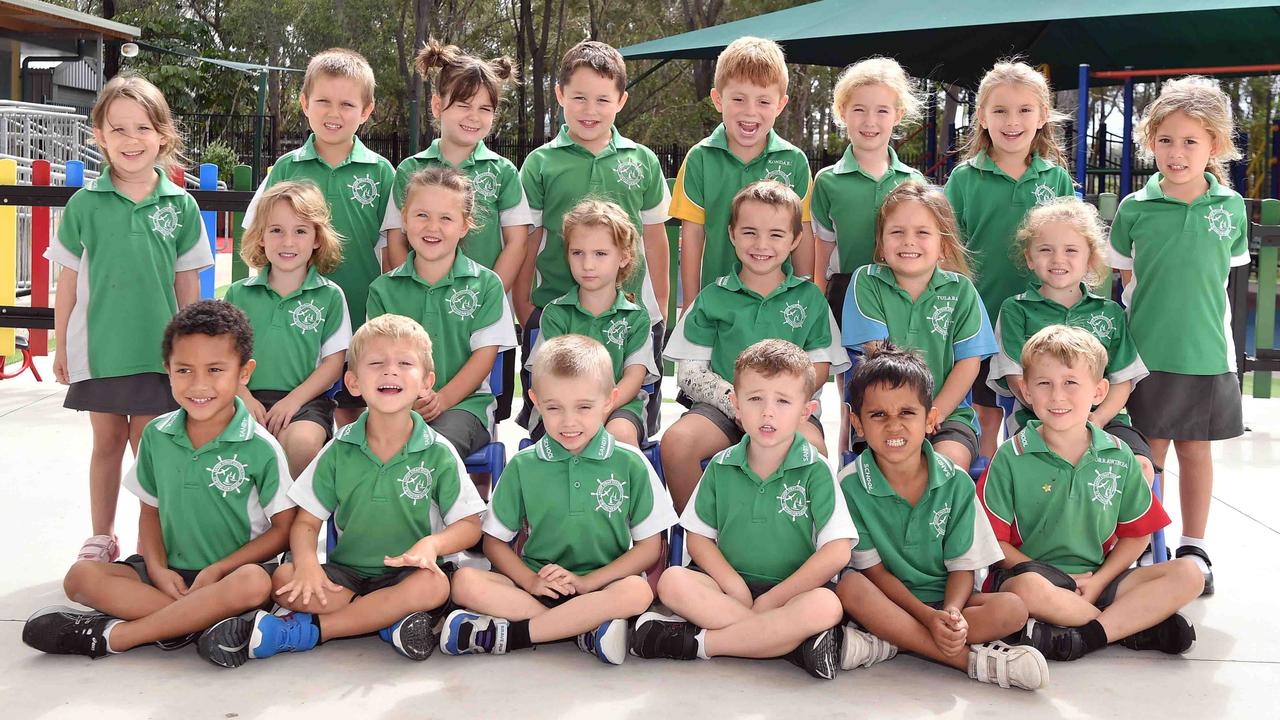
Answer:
[961,59,1069,168]
[91,73,186,171]
[831,56,923,135]
[302,48,376,106]
[1137,75,1240,186]
[240,181,343,274]
[729,180,803,238]
[531,333,615,393]
[1021,324,1107,381]
[734,338,817,397]
[558,40,627,95]
[562,198,640,292]
[875,180,973,276]
[416,38,517,119]
[350,314,433,374]
[1015,196,1108,288]
[401,165,476,229]
[714,36,788,93]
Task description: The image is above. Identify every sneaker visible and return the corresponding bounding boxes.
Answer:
[629,611,698,660]
[154,631,201,651]
[76,534,119,563]
[840,623,897,670]
[1119,612,1196,654]
[968,640,1050,690]
[23,605,116,659]
[575,618,629,665]
[785,627,840,680]
[380,610,437,661]
[198,613,255,668]
[1175,545,1214,596]
[249,611,318,659]
[1019,619,1087,661]
[440,610,509,655]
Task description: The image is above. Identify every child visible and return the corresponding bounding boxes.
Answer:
[979,325,1204,661]
[524,199,658,447]
[836,342,1048,690]
[1109,77,1248,592]
[366,167,517,458]
[201,314,487,666]
[441,334,676,665]
[812,56,925,317]
[989,197,1154,484]
[24,301,294,661]
[45,73,213,563]
[244,48,396,428]
[632,339,854,680]
[226,181,351,477]
[841,180,997,471]
[945,60,1075,460]
[663,181,849,511]
[672,36,815,305]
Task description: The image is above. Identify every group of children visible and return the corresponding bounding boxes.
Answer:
[23,31,1242,689]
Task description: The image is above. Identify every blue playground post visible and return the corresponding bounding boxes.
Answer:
[1076,64,1089,190]
[1121,71,1134,197]
[65,160,84,188]
[199,163,218,299]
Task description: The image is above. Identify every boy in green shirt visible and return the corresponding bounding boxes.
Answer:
[441,335,676,665]
[631,340,854,679]
[25,302,295,661]
[979,325,1202,661]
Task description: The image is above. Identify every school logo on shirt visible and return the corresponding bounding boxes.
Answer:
[604,318,630,349]
[613,157,645,189]
[1033,183,1057,206]
[398,463,434,505]
[930,503,952,538]
[777,482,809,521]
[290,300,324,334]
[1204,207,1237,241]
[1084,312,1115,341]
[592,474,629,517]
[782,302,807,330]
[148,205,182,240]
[471,169,499,201]
[447,287,481,319]
[928,303,955,336]
[763,161,793,187]
[347,173,382,208]
[1089,467,1121,507]
[207,455,249,497]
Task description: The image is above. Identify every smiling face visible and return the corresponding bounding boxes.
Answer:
[1023,353,1107,434]
[841,82,904,155]
[262,199,319,274]
[434,88,497,148]
[567,224,630,294]
[166,333,253,427]
[879,200,942,282]
[731,368,815,451]
[1025,220,1090,292]
[93,98,166,179]
[979,82,1047,159]
[531,372,616,455]
[851,381,937,467]
[1150,110,1219,191]
[712,79,788,158]
[555,68,627,152]
[730,199,801,278]
[346,335,433,416]
[300,74,374,151]
[402,184,471,266]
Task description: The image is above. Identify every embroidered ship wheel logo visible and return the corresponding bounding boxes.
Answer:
[1090,468,1121,507]
[398,463,434,505]
[208,455,249,496]
[604,318,630,348]
[931,503,952,538]
[929,304,954,336]
[613,158,645,189]
[290,300,324,334]
[447,287,481,319]
[782,302,807,330]
[592,474,629,516]
[348,174,381,207]
[472,169,499,200]
[777,482,809,521]
[1204,207,1236,240]
[1085,312,1115,341]
[149,205,182,239]
[1033,183,1057,206]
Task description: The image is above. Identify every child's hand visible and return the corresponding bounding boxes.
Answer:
[539,563,588,593]
[523,568,574,599]
[724,577,753,610]
[264,395,302,435]
[53,349,69,385]
[942,605,969,636]
[276,564,343,607]
[751,589,784,613]
[927,608,968,656]
[245,395,268,425]
[150,566,190,600]
[188,563,228,593]
[384,538,446,578]
[413,389,439,419]
[1071,572,1102,604]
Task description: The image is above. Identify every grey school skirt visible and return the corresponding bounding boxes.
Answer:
[1127,371,1243,441]
[64,373,178,416]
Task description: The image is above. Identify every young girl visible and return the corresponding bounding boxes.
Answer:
[945,60,1075,460]
[988,197,1155,485]
[1108,77,1248,595]
[841,180,997,471]
[46,74,213,563]
[225,181,351,477]
[523,199,658,447]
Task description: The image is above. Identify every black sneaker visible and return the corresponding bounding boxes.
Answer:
[629,611,698,660]
[154,631,202,651]
[1119,612,1196,654]
[1019,619,1088,661]
[380,610,438,661]
[23,605,116,659]
[197,613,254,668]
[785,627,840,680]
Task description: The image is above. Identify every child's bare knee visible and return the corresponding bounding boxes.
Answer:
[987,591,1030,626]
[1001,572,1055,605]
[608,575,654,615]
[226,565,273,606]
[1169,558,1206,596]
[449,567,482,607]
[656,566,696,606]
[800,588,843,630]
[407,569,450,609]
[835,570,872,610]
[63,560,101,602]
[270,563,296,593]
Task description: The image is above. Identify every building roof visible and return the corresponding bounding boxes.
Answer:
[0,0,140,41]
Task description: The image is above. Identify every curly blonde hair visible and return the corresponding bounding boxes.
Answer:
[241,181,343,274]
[1137,76,1240,186]
[1014,196,1108,288]
[562,198,640,291]
[831,57,923,137]
[874,180,973,277]
[962,60,1069,168]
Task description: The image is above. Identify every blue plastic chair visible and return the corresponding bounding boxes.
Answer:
[1150,472,1168,564]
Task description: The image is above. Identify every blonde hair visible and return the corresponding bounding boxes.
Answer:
[729,180,803,238]
[416,38,517,119]
[91,73,185,171]
[875,180,973,277]
[832,57,923,135]
[714,36,788,93]
[1015,196,1108,288]
[1021,324,1107,381]
[734,338,817,398]
[558,40,627,95]
[531,334,615,393]
[963,60,1069,167]
[401,165,476,229]
[562,198,640,291]
[303,48,376,106]
[1137,76,1240,186]
[349,314,433,374]
[240,181,343,274]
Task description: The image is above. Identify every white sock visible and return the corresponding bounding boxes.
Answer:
[694,629,710,660]
[1179,536,1211,574]
[103,619,123,654]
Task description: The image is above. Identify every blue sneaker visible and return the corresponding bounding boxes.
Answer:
[379,610,437,661]
[249,611,319,659]
[440,610,508,655]
[575,618,629,665]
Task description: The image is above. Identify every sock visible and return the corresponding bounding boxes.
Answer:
[507,620,532,652]
[103,619,123,654]
[1179,536,1211,574]
[310,614,325,644]
[694,629,709,660]
[1079,619,1108,653]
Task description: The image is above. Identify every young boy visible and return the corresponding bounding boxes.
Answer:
[366,167,517,459]
[836,342,1049,690]
[670,36,814,306]
[662,181,848,511]
[198,314,487,666]
[632,339,854,680]
[441,334,676,665]
[244,48,397,427]
[24,301,295,660]
[979,325,1204,661]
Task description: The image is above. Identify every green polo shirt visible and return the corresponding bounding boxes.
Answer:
[944,152,1075,321]
[366,251,517,428]
[978,421,1169,575]
[990,281,1148,431]
[224,266,351,393]
[841,265,997,430]
[289,411,486,577]
[247,135,397,327]
[484,427,677,575]
[123,398,294,571]
[45,167,213,383]
[811,145,923,278]
[840,442,1003,603]
[670,125,814,290]
[664,268,850,382]
[388,139,532,269]
[520,125,669,321]
[682,433,856,585]
[1109,172,1250,375]
[526,290,658,426]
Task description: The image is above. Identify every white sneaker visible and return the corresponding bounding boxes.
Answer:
[840,623,897,670]
[968,640,1049,690]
